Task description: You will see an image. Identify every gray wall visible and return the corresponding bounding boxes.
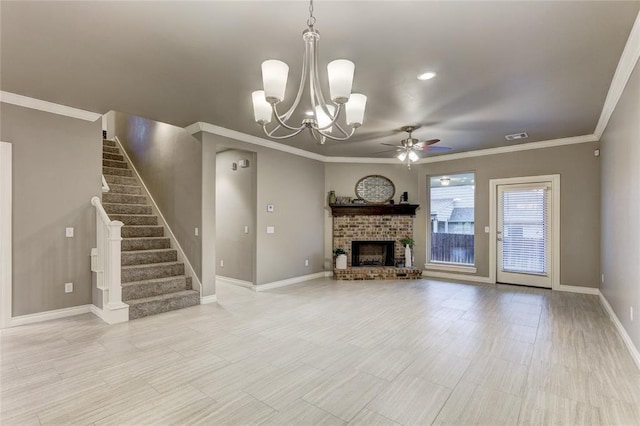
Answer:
[324,142,601,288]
[200,132,325,285]
[1,103,101,316]
[215,149,256,283]
[600,60,640,351]
[112,112,203,280]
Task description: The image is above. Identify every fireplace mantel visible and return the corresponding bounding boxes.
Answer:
[329,204,419,216]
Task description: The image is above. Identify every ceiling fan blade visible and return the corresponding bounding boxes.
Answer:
[381,143,402,147]
[424,146,452,152]
[370,148,402,155]
[423,139,441,145]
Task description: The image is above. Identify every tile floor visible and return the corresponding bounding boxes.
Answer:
[1,278,639,425]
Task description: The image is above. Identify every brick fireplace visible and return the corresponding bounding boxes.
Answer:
[330,204,422,280]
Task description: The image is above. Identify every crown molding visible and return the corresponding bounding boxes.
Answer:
[187,122,326,162]
[0,91,102,122]
[594,10,640,139]
[188,120,598,165]
[416,134,598,164]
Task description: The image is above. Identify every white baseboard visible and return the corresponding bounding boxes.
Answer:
[598,291,640,371]
[90,303,129,325]
[556,284,600,295]
[216,275,254,289]
[9,304,93,327]
[255,271,330,292]
[200,294,218,304]
[421,270,493,284]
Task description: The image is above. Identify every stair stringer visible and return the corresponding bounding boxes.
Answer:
[111,136,202,297]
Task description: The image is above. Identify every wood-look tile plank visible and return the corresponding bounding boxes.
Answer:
[259,398,345,425]
[302,369,388,422]
[347,408,401,426]
[366,374,452,425]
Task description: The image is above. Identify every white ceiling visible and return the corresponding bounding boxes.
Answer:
[2,1,639,158]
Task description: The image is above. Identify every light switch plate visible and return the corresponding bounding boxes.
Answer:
[195,227,199,236]
[65,227,74,238]
[65,282,73,293]
[267,226,275,234]
[244,226,249,234]
[484,226,490,233]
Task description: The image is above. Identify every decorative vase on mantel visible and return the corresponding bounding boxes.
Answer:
[328,190,337,204]
[405,244,412,268]
[336,254,347,269]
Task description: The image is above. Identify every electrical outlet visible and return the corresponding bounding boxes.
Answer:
[220,260,224,267]
[305,259,309,267]
[65,282,73,293]
[65,227,74,238]
[195,227,199,236]
[244,226,249,234]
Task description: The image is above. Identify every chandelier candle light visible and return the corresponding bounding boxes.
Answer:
[251,0,367,144]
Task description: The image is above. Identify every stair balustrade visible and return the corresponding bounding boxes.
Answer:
[101,174,110,193]
[91,196,129,323]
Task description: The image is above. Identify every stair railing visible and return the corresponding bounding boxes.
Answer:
[101,174,110,193]
[91,196,129,323]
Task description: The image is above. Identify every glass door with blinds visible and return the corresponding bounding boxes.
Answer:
[497,182,552,288]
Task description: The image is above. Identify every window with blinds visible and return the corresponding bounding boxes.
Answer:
[500,187,549,275]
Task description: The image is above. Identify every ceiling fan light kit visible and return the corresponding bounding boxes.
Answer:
[251,0,367,144]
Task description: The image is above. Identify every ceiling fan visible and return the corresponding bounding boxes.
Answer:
[377,126,452,169]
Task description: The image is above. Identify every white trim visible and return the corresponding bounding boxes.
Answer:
[0,142,12,329]
[90,303,128,325]
[421,270,493,284]
[594,11,640,139]
[200,294,218,304]
[556,285,600,295]
[0,91,101,122]
[254,271,329,292]
[599,291,640,371]
[113,137,203,295]
[416,135,596,164]
[10,305,92,327]
[186,121,597,164]
[424,263,477,274]
[186,122,326,162]
[489,175,561,290]
[216,275,254,289]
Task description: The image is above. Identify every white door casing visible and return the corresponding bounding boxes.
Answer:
[1,142,12,328]
[489,175,560,290]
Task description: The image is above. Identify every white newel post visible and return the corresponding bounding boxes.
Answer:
[91,196,129,324]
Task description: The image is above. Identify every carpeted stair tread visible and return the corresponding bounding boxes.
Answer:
[121,275,192,300]
[109,214,158,226]
[121,261,185,282]
[121,248,177,266]
[104,175,138,186]
[121,237,171,251]
[103,203,152,215]
[103,159,129,169]
[108,184,143,195]
[126,290,200,320]
[103,146,120,154]
[103,139,117,147]
[122,225,164,238]
[103,193,147,205]
[103,152,124,161]
[103,166,133,177]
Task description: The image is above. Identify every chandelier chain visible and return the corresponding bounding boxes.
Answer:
[307,0,316,27]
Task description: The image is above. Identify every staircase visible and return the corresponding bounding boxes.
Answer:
[101,139,199,320]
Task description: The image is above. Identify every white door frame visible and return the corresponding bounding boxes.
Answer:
[1,142,12,328]
[489,174,560,290]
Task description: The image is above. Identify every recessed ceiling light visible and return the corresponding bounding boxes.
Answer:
[417,72,436,81]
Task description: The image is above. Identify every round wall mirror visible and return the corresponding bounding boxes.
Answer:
[355,175,395,203]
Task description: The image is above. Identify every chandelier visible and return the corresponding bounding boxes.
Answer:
[251,0,367,144]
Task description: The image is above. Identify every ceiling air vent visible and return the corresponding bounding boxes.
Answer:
[505,132,529,141]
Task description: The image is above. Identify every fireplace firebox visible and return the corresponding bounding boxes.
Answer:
[351,241,395,267]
